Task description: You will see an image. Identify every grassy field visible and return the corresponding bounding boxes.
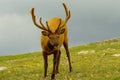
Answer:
[0,38,120,80]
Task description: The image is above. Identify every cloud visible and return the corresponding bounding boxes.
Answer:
[0,0,120,55]
[0,14,41,55]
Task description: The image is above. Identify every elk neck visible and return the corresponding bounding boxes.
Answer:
[47,41,54,50]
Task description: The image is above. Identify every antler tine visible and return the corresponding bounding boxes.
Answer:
[39,17,50,32]
[30,8,48,31]
[58,19,62,28]
[55,19,62,33]
[63,3,71,22]
[39,17,46,28]
[46,21,51,32]
[60,3,71,29]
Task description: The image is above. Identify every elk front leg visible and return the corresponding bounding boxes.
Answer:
[56,50,61,74]
[43,52,48,78]
[63,40,72,72]
[51,51,60,80]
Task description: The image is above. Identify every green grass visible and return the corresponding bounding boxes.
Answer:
[0,38,120,80]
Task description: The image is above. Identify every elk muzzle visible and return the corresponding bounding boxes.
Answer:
[47,37,59,50]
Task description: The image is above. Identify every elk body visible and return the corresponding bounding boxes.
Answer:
[30,3,72,80]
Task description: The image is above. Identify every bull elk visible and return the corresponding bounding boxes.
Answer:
[30,3,72,80]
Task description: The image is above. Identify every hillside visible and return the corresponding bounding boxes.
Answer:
[0,38,120,80]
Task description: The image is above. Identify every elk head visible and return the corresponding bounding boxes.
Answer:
[30,3,70,49]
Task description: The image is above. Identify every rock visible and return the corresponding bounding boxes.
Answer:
[78,50,95,54]
[112,54,120,57]
[0,67,7,71]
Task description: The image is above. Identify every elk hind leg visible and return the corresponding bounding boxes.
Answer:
[63,38,72,72]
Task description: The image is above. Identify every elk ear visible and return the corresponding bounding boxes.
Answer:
[42,31,49,36]
[57,28,65,34]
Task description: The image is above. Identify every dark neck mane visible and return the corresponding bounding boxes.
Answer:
[47,42,54,50]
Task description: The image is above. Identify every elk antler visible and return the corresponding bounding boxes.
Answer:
[55,19,62,33]
[30,8,50,32]
[60,3,71,29]
[46,21,51,33]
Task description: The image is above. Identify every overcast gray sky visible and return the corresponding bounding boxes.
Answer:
[0,0,120,55]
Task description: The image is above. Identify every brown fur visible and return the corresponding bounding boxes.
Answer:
[30,3,72,80]
[41,17,66,54]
